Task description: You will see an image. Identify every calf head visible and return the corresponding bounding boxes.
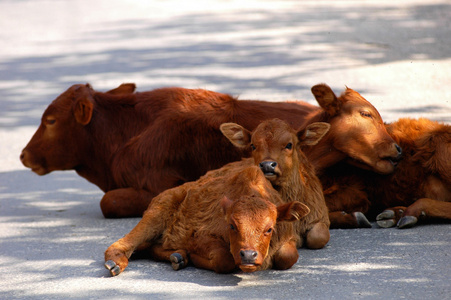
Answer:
[20,84,96,175]
[311,84,402,174]
[221,195,309,272]
[221,119,330,187]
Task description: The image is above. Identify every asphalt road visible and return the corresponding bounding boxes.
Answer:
[0,1,450,299]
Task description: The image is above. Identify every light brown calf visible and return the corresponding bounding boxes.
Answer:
[104,166,309,275]
[221,118,331,249]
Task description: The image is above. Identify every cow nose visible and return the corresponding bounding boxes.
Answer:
[20,150,26,162]
[240,250,258,264]
[259,161,277,174]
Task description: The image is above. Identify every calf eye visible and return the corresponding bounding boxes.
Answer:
[250,144,256,151]
[285,143,293,150]
[46,118,56,125]
[267,228,272,233]
[230,224,235,231]
[360,111,372,118]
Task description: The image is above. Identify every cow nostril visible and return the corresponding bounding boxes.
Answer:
[20,152,25,161]
[251,251,257,258]
[395,144,402,155]
[270,162,277,168]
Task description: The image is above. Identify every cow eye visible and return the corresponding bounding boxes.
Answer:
[46,118,56,125]
[250,144,256,151]
[265,227,273,235]
[360,111,372,118]
[285,143,293,150]
[230,224,235,231]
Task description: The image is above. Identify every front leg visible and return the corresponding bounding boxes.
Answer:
[271,239,299,270]
[100,188,155,218]
[305,222,330,249]
[189,240,236,273]
[377,198,451,229]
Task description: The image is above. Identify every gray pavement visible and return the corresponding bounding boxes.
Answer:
[1,1,450,299]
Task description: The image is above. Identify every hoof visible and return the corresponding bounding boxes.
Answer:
[397,216,418,229]
[105,260,121,276]
[376,210,396,228]
[353,212,372,228]
[170,253,186,271]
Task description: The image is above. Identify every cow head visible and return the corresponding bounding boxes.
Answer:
[310,84,402,174]
[220,195,309,273]
[221,119,330,187]
[20,84,96,175]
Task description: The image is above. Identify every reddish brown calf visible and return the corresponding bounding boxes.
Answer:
[21,83,400,218]
[221,118,331,249]
[321,118,451,229]
[104,166,309,275]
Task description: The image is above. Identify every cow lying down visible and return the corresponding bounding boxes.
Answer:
[105,165,310,275]
[321,118,451,229]
[104,119,329,274]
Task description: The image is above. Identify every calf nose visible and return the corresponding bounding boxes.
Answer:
[240,250,258,264]
[259,161,277,174]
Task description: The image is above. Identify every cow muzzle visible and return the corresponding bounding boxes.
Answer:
[259,160,278,179]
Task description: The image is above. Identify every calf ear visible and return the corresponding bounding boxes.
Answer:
[74,98,94,125]
[311,84,342,116]
[73,84,94,125]
[277,202,310,222]
[106,83,136,95]
[220,196,234,215]
[220,123,252,148]
[297,122,330,146]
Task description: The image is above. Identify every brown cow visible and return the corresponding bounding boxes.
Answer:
[20,83,401,218]
[104,165,310,275]
[221,119,331,249]
[321,118,451,229]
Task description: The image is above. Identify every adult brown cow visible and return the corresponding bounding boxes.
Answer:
[104,162,310,275]
[221,119,331,249]
[321,118,451,229]
[20,83,401,218]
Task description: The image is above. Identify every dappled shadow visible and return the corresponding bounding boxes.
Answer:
[1,2,450,128]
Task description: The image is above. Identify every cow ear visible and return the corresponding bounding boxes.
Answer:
[106,83,136,95]
[311,84,342,116]
[220,196,234,215]
[74,98,94,125]
[297,122,330,146]
[277,202,310,222]
[220,123,252,148]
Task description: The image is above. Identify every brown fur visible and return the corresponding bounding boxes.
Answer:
[104,165,310,275]
[221,119,331,249]
[321,118,451,228]
[21,83,400,218]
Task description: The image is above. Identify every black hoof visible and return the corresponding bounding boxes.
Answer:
[170,253,186,271]
[105,260,121,276]
[376,210,396,228]
[397,216,418,229]
[353,212,372,228]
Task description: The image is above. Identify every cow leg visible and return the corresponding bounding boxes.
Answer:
[147,244,189,271]
[189,241,236,273]
[100,188,155,218]
[376,207,406,228]
[305,222,330,249]
[329,211,372,229]
[104,205,170,276]
[271,239,299,270]
[378,198,451,229]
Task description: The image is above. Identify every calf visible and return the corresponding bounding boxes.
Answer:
[221,118,331,249]
[104,166,310,275]
[21,83,400,218]
[321,118,451,229]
